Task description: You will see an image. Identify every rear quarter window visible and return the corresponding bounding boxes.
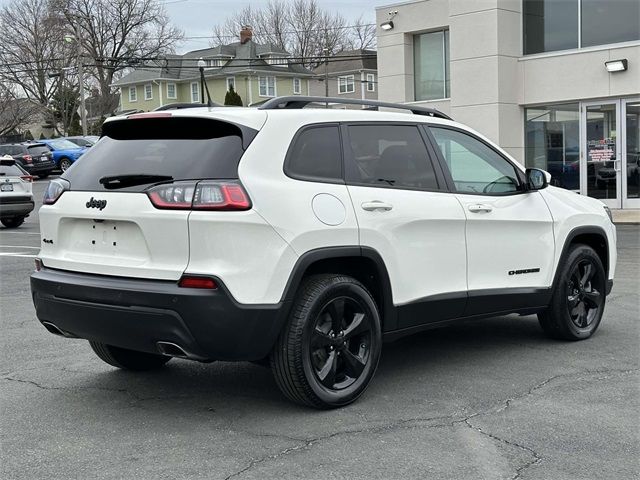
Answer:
[284,125,342,182]
[62,117,257,192]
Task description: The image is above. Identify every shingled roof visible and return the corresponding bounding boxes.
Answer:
[313,49,377,75]
[113,33,313,87]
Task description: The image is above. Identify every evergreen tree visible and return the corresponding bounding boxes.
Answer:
[224,86,243,106]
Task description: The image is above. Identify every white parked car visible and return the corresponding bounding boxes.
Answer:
[31,97,617,408]
[0,156,34,228]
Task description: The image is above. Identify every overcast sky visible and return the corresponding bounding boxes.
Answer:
[0,0,391,53]
[165,0,390,52]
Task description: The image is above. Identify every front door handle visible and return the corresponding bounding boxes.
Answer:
[468,204,493,213]
[361,201,393,212]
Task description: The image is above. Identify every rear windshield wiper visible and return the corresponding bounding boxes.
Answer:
[99,174,173,189]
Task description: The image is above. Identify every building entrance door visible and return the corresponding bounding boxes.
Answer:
[580,98,640,209]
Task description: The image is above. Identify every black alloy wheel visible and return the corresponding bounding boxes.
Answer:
[566,259,603,329]
[271,274,382,408]
[309,296,373,391]
[538,244,606,341]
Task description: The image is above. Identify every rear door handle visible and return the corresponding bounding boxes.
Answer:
[468,204,493,213]
[361,201,393,212]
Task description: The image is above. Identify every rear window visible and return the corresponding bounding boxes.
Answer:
[27,145,51,155]
[63,117,257,192]
[0,164,25,176]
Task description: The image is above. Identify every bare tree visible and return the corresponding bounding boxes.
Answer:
[0,0,67,108]
[0,85,42,137]
[210,0,353,68]
[51,0,183,115]
[347,16,377,51]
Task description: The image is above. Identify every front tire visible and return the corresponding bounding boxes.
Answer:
[538,244,607,341]
[89,341,171,371]
[1,217,25,228]
[271,274,382,409]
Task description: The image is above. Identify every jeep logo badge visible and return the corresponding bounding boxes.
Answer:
[86,197,107,210]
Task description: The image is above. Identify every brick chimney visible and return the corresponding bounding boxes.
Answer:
[240,26,253,44]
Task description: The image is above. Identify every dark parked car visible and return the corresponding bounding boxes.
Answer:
[64,136,100,148]
[0,143,55,178]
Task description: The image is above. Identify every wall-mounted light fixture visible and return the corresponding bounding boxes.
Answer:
[605,59,628,72]
[380,10,398,31]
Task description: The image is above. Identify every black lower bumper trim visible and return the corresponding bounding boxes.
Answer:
[31,267,290,361]
[607,279,614,296]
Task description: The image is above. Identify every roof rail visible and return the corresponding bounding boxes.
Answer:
[257,96,452,120]
[154,101,222,111]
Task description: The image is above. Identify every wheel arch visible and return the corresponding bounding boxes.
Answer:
[554,226,609,288]
[280,246,397,332]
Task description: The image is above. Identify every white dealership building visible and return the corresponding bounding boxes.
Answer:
[376,0,640,209]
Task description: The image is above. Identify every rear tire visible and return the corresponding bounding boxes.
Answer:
[89,341,171,371]
[59,158,72,172]
[271,274,382,409]
[1,217,25,228]
[538,244,606,341]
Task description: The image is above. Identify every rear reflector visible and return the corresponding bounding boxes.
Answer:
[178,276,218,289]
[34,258,43,271]
[20,175,33,183]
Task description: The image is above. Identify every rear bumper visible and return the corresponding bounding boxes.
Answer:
[30,267,291,361]
[23,161,55,174]
[0,201,34,217]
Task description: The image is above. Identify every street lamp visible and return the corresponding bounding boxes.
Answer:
[197,57,206,104]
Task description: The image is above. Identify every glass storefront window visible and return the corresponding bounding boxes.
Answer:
[581,0,640,48]
[414,30,450,101]
[525,104,580,190]
[523,0,579,54]
[626,103,640,200]
[523,0,640,54]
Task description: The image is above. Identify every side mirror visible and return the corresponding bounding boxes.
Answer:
[526,168,549,190]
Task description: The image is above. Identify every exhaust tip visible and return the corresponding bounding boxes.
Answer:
[156,341,190,359]
[41,321,77,338]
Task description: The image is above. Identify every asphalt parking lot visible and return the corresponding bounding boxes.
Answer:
[1,178,638,480]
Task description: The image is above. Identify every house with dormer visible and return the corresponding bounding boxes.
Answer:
[113,27,314,111]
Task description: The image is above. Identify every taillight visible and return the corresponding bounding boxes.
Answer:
[43,179,70,205]
[20,175,33,183]
[22,154,33,164]
[147,181,251,211]
[178,276,218,289]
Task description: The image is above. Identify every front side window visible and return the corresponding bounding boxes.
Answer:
[525,103,579,190]
[366,73,375,92]
[259,76,276,97]
[285,125,342,182]
[430,127,521,194]
[166,83,177,99]
[191,82,199,103]
[144,84,153,101]
[414,30,450,101]
[338,75,355,94]
[293,77,301,94]
[128,86,137,102]
[345,124,439,190]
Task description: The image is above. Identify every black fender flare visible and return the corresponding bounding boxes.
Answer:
[279,246,398,331]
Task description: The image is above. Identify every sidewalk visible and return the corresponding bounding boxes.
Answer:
[612,209,640,224]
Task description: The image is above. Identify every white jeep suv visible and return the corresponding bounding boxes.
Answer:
[31,97,616,408]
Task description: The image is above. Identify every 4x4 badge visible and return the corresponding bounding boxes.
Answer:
[86,197,107,210]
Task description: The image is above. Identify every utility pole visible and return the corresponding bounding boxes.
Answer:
[68,20,87,135]
[323,29,329,108]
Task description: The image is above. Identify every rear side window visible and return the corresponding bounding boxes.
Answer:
[285,125,342,182]
[344,124,439,190]
[27,145,50,156]
[0,164,25,176]
[62,117,257,192]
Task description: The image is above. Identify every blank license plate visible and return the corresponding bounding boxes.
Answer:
[1,184,13,192]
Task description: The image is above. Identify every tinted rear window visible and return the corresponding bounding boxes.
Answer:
[27,145,51,155]
[63,117,257,192]
[285,125,342,182]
